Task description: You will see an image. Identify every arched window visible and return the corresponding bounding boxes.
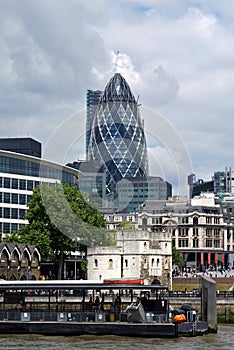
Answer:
[151,258,155,267]
[94,259,98,268]
[142,217,148,226]
[193,216,198,225]
[109,259,113,269]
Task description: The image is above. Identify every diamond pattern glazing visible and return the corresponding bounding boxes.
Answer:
[88,73,148,194]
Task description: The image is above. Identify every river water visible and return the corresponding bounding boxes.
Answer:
[0,325,233,350]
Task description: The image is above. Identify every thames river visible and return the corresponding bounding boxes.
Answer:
[0,325,233,350]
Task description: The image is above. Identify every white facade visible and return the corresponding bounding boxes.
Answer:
[138,194,230,269]
[87,230,172,289]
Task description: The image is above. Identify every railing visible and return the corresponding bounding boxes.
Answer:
[0,310,168,323]
[167,291,234,298]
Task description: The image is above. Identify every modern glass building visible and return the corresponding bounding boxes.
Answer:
[0,137,41,158]
[116,176,172,213]
[66,160,107,208]
[86,90,102,160]
[0,150,82,236]
[88,73,149,196]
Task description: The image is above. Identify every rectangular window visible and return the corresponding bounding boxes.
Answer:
[4,178,10,188]
[12,178,18,189]
[19,194,26,205]
[178,239,188,247]
[12,193,18,204]
[11,223,18,232]
[214,240,220,248]
[4,193,10,203]
[27,180,33,191]
[206,229,212,237]
[3,223,10,233]
[206,239,212,248]
[4,207,10,218]
[19,179,26,190]
[11,208,18,219]
[19,209,26,219]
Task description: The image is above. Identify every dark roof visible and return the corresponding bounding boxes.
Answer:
[100,73,136,103]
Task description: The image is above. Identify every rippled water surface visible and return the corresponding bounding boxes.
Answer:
[0,325,233,350]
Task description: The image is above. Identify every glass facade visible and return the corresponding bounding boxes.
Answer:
[0,137,41,158]
[117,176,172,213]
[86,90,102,159]
[0,151,81,236]
[0,154,77,186]
[88,73,149,195]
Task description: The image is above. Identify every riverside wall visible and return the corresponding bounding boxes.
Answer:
[172,277,234,323]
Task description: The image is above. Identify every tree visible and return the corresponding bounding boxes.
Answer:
[5,183,113,279]
[172,246,185,268]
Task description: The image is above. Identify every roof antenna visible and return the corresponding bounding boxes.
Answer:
[113,51,120,72]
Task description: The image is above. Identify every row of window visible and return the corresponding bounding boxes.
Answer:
[93,257,162,269]
[0,207,26,220]
[0,177,36,190]
[0,222,25,234]
[0,192,32,205]
[0,156,77,186]
[141,216,220,226]
[178,238,221,248]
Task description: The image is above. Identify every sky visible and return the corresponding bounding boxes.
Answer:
[1,0,234,195]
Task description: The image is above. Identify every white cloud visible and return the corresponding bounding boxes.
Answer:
[0,0,234,192]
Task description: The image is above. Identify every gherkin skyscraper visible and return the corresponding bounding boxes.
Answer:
[88,73,148,195]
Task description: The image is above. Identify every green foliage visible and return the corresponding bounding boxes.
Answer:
[81,259,87,273]
[5,183,112,264]
[172,246,185,268]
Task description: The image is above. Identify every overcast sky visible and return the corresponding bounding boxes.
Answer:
[1,0,234,195]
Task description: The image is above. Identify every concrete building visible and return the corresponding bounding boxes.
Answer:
[138,194,230,270]
[87,229,172,289]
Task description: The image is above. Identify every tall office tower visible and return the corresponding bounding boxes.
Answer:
[86,90,102,159]
[213,171,226,194]
[87,73,149,196]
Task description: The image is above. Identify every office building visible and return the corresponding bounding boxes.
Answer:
[138,194,231,270]
[87,73,149,196]
[66,160,107,208]
[0,149,82,237]
[86,90,102,159]
[116,176,172,213]
[0,137,41,158]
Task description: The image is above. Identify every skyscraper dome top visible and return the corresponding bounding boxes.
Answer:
[100,73,136,103]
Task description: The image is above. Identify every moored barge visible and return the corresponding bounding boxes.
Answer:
[0,279,211,337]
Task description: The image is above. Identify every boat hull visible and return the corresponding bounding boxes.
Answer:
[0,320,177,337]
